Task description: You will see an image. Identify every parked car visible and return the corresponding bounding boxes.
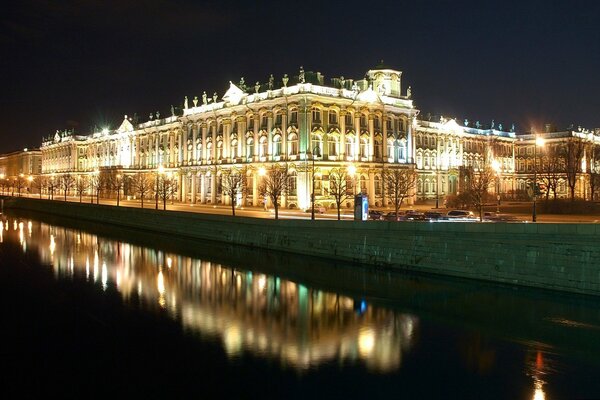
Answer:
[303,205,327,214]
[384,211,403,221]
[446,210,475,219]
[369,210,384,220]
[402,210,426,221]
[483,212,518,222]
[424,211,444,221]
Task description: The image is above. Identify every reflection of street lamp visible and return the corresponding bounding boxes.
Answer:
[347,164,357,195]
[532,131,545,222]
[156,164,164,210]
[0,173,5,195]
[311,146,321,221]
[491,159,501,213]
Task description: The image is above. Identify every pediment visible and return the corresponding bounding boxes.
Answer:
[222,82,246,106]
[117,116,134,133]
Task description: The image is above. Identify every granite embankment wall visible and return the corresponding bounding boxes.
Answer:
[4,197,600,296]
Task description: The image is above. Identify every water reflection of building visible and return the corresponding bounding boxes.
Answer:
[9,217,417,372]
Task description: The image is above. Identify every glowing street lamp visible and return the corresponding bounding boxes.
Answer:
[347,164,357,195]
[258,166,267,210]
[532,131,545,222]
[491,159,501,213]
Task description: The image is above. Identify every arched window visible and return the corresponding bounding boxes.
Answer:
[346,135,355,158]
[259,136,268,158]
[359,174,367,194]
[216,140,223,160]
[312,109,321,123]
[328,111,338,125]
[311,133,323,157]
[359,137,368,159]
[328,135,338,157]
[231,139,238,159]
[375,175,382,195]
[374,137,382,160]
[345,113,353,126]
[206,141,213,160]
[288,132,298,156]
[246,137,254,158]
[387,139,395,161]
[360,114,367,128]
[288,171,297,196]
[273,134,282,157]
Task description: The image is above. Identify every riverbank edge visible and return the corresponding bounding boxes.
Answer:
[4,196,600,296]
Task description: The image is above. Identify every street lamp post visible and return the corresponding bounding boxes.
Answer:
[311,145,320,221]
[532,131,545,222]
[492,159,501,213]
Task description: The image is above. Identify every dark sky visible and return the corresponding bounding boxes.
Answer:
[1,0,599,153]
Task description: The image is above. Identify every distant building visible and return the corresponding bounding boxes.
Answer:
[0,148,42,196]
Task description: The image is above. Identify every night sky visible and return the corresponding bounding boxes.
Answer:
[1,0,599,153]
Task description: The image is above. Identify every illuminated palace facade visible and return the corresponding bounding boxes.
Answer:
[39,66,599,206]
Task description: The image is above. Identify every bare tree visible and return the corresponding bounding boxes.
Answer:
[560,137,585,201]
[32,176,45,199]
[75,175,88,203]
[327,168,353,220]
[464,166,495,221]
[15,175,26,197]
[89,173,101,204]
[589,144,600,201]
[59,173,76,201]
[258,163,290,220]
[131,173,153,208]
[47,175,58,200]
[158,172,178,210]
[106,172,125,206]
[221,168,247,216]
[384,167,417,219]
[538,145,562,201]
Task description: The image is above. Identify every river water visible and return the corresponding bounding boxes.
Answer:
[1,210,599,398]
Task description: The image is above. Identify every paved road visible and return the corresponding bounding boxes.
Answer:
[7,194,600,223]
